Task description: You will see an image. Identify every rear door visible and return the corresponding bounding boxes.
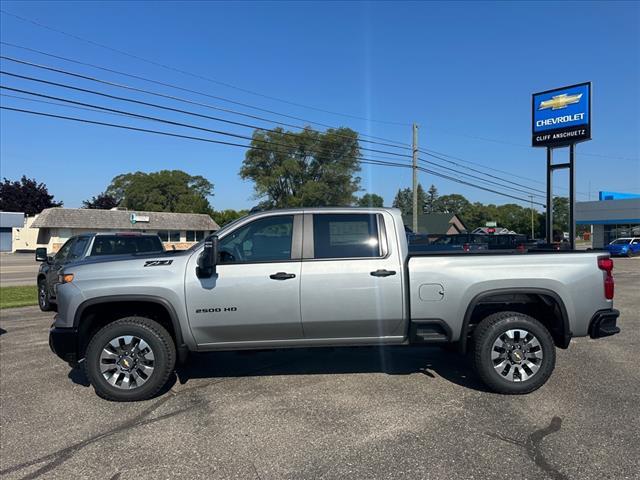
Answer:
[300,212,404,340]
[185,213,304,345]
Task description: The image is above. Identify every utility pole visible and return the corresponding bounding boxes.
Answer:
[530,195,535,239]
[412,123,419,233]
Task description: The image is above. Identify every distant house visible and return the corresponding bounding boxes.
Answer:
[0,212,25,252]
[402,213,467,235]
[13,207,219,252]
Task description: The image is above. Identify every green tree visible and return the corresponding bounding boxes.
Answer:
[240,127,361,208]
[212,209,249,227]
[392,184,426,216]
[424,184,439,213]
[357,193,384,207]
[106,170,214,214]
[552,196,569,233]
[82,192,119,210]
[433,193,471,214]
[0,176,62,215]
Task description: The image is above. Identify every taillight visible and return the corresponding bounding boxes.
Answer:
[463,243,470,252]
[598,256,614,300]
[516,244,526,253]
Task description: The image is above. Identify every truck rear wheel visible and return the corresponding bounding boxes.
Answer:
[84,317,176,402]
[472,311,555,394]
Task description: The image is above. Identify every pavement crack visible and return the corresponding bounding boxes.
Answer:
[487,416,567,480]
[0,395,202,480]
[1,356,294,480]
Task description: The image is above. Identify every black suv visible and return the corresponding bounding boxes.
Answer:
[35,232,164,311]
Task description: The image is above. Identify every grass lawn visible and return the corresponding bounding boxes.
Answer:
[0,286,39,309]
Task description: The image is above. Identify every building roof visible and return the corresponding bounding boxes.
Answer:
[402,213,467,234]
[31,208,219,231]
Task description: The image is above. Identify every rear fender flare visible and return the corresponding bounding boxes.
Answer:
[459,287,570,353]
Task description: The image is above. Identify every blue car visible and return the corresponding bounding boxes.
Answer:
[607,237,640,257]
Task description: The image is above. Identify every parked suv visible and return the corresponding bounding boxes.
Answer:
[36,232,164,311]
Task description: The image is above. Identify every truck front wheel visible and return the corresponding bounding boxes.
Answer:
[84,317,176,401]
[472,311,556,394]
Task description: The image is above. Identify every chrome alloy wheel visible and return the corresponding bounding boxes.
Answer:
[491,329,543,382]
[99,335,155,389]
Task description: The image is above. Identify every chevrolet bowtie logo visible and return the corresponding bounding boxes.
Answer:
[538,93,583,111]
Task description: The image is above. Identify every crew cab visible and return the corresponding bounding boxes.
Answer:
[48,208,620,401]
[36,232,164,311]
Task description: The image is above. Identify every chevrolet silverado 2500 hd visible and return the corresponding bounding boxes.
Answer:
[49,208,620,401]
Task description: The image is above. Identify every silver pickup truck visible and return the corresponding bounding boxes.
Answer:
[49,208,620,401]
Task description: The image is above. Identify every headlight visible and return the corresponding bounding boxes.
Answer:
[58,273,74,284]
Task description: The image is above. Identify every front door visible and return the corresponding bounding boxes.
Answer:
[185,214,304,346]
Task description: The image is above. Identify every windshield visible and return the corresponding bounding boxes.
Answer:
[611,239,631,245]
[188,214,251,251]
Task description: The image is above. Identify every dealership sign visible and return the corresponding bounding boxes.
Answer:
[532,82,591,147]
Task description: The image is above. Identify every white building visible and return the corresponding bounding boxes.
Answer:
[12,207,219,252]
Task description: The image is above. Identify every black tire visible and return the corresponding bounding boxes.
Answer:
[472,311,556,394]
[38,280,53,312]
[84,317,176,402]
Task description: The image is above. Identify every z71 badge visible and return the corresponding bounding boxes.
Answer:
[144,260,173,267]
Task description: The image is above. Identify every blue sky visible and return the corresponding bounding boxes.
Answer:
[1,1,638,211]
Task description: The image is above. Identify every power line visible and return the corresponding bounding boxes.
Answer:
[0,15,410,128]
[0,92,136,118]
[0,76,547,198]
[0,54,412,151]
[0,104,546,206]
[2,40,634,164]
[0,84,368,157]
[417,158,545,199]
[420,151,546,194]
[0,71,412,160]
[420,147,590,198]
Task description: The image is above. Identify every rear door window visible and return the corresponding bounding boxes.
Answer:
[313,214,381,259]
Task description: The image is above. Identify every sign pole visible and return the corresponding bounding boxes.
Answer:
[412,123,419,233]
[530,195,535,240]
[569,143,576,249]
[546,147,553,243]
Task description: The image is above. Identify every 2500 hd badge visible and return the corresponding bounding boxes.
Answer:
[195,307,238,313]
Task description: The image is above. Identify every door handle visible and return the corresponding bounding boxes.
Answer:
[269,272,296,280]
[370,269,396,277]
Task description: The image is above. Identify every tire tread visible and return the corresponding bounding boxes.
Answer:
[472,311,555,394]
[84,316,176,402]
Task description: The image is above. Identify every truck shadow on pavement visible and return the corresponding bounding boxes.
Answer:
[173,345,491,393]
[67,346,491,394]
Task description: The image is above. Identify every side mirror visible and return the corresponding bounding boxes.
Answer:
[196,236,218,278]
[35,247,48,262]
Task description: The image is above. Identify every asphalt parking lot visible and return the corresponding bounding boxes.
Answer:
[0,258,638,480]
